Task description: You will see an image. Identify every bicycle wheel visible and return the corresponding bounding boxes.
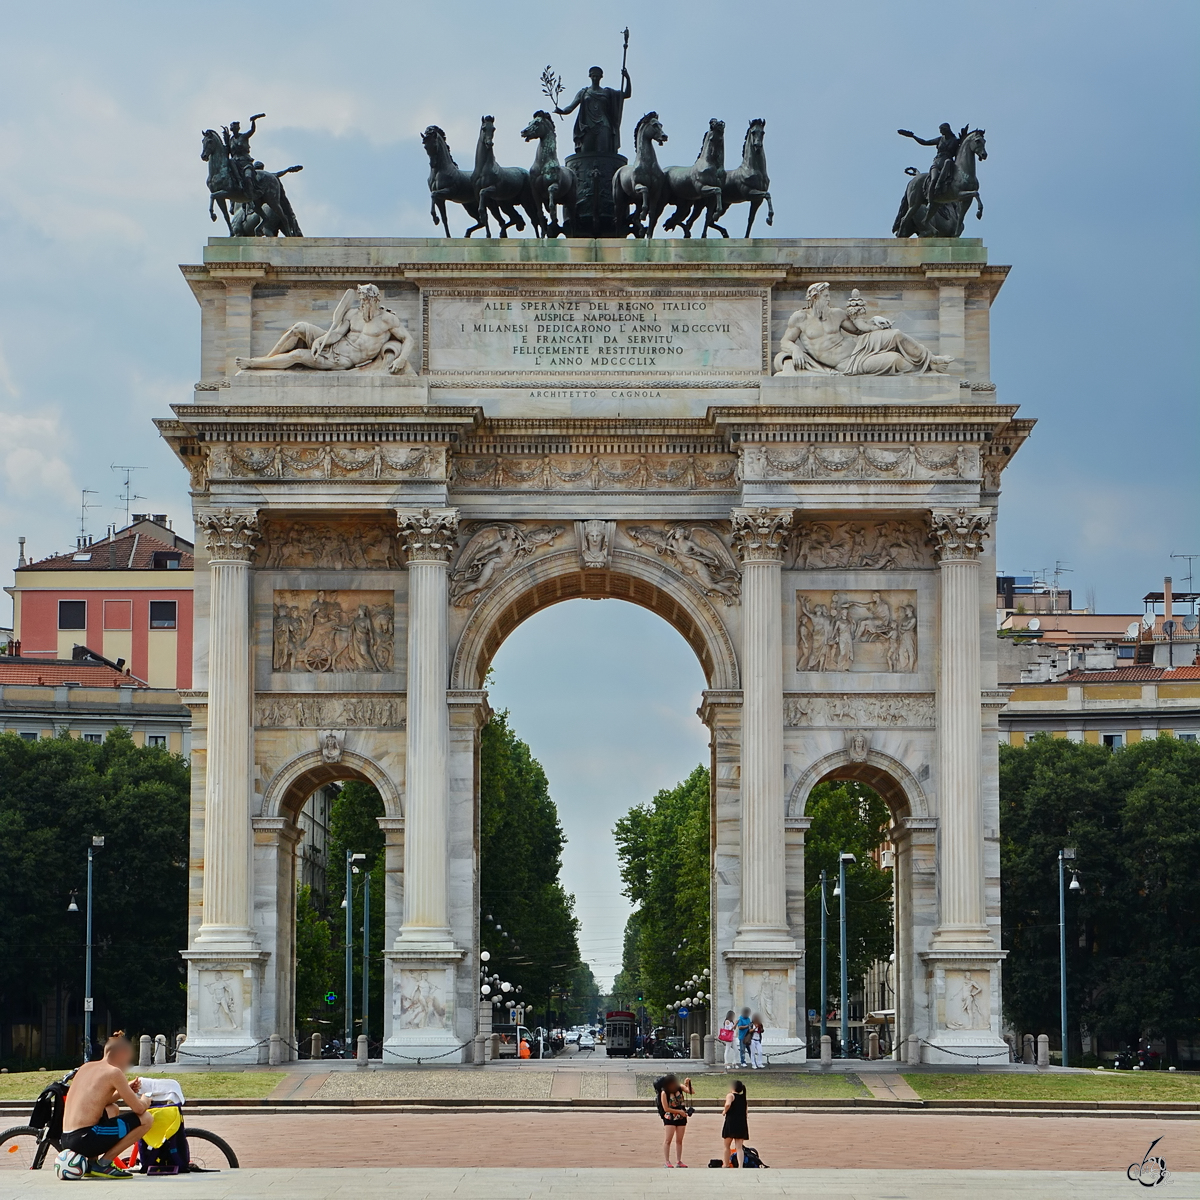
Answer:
[185,1128,239,1169]
[0,1126,47,1171]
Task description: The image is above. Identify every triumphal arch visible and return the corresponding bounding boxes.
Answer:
[158,234,1029,1064]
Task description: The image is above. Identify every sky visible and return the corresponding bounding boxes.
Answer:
[0,1,1196,985]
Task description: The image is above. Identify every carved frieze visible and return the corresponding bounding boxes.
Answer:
[742,444,977,482]
[624,523,741,603]
[257,518,399,570]
[210,443,442,482]
[791,519,932,570]
[451,452,736,492]
[449,522,565,606]
[797,590,918,673]
[783,693,935,728]
[255,694,406,728]
[272,590,394,673]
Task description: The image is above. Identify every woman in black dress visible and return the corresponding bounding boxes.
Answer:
[721,1078,748,1167]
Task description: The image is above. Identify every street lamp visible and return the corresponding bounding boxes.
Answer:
[71,837,104,1061]
[362,859,371,1051]
[1059,848,1079,1068]
[838,852,857,1058]
[345,851,365,1049]
[819,868,828,1044]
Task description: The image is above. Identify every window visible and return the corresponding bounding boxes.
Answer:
[20,732,38,742]
[149,601,177,629]
[83,733,103,744]
[103,600,132,631]
[147,735,167,748]
[1102,733,1124,749]
[152,551,182,570]
[1117,646,1135,659]
[58,600,86,630]
[1180,732,1198,743]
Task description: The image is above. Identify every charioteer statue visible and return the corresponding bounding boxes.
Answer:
[556,62,631,156]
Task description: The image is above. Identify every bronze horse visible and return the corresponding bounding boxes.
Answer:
[893,128,987,238]
[422,125,482,237]
[613,112,669,238]
[201,129,302,237]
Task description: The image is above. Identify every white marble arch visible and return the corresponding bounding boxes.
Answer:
[259,747,405,821]
[449,546,741,692]
[784,745,934,1058]
[787,746,929,820]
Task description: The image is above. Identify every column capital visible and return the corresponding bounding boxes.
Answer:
[398,508,460,564]
[730,507,792,563]
[929,507,991,562]
[198,508,261,562]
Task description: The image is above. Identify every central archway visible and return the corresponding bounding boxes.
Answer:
[451,548,741,692]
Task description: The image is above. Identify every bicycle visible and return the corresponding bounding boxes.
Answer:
[0,1069,238,1172]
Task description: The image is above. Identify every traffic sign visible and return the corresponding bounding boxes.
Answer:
[677,1007,689,1018]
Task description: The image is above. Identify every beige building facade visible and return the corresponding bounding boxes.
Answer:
[159,236,1029,1064]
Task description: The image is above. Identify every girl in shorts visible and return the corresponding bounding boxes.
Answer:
[654,1073,694,1168]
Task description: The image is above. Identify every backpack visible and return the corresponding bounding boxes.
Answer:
[28,1081,69,1141]
[742,1145,767,1169]
[138,1125,193,1175]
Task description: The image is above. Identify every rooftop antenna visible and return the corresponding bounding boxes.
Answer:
[1170,553,1199,606]
[78,489,100,547]
[1051,560,1073,613]
[110,464,147,528]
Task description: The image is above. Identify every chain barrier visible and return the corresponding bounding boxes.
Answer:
[173,1037,273,1065]
[916,1037,1011,1065]
[381,1038,475,1065]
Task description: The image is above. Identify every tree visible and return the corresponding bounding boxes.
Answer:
[479,712,581,1021]
[802,781,894,1021]
[0,729,189,1058]
[613,765,710,1019]
[294,884,333,1035]
[1000,735,1200,1062]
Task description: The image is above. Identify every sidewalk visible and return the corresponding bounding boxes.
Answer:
[10,1167,1197,1198]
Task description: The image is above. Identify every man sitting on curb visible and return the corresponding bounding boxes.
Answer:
[59,1032,152,1179]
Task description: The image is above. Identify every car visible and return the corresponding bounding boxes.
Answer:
[578,1032,596,1049]
[564,1030,581,1045]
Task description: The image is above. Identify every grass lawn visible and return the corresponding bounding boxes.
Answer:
[636,1072,868,1100]
[903,1072,1200,1102]
[0,1071,287,1102]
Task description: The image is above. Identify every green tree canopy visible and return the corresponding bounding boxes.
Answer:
[0,729,189,1055]
[802,780,894,1019]
[613,765,710,1019]
[1000,734,1200,1060]
[479,711,581,1020]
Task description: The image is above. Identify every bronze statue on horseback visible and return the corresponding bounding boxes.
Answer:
[893,122,987,238]
[201,113,304,238]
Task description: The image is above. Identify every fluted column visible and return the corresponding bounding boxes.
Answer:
[930,508,993,947]
[194,508,260,948]
[731,508,792,947]
[397,508,459,946]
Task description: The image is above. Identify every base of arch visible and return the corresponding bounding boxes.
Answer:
[383,947,469,1066]
[179,950,270,1065]
[917,950,1008,1066]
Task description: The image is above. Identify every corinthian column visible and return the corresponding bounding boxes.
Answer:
[731,507,793,948]
[397,508,459,947]
[930,507,994,947]
[194,508,260,948]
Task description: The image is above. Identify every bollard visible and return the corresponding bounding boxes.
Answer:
[690,1032,702,1060]
[820,1035,832,1066]
[269,1033,282,1066]
[1037,1034,1049,1068]
[489,1032,500,1061]
[355,1034,367,1065]
[906,1034,921,1065]
[1023,1033,1035,1065]
[311,1032,322,1060]
[153,1034,167,1066]
[868,1031,879,1060]
[139,1035,152,1068]
[704,1033,717,1066]
[474,1033,488,1065]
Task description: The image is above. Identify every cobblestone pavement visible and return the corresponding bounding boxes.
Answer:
[9,1167,1198,1198]
[140,1110,1200,1171]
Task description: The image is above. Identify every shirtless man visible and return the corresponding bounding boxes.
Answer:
[774,282,872,374]
[236,284,415,374]
[58,1032,151,1179]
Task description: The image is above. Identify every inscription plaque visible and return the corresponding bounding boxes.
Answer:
[423,288,767,377]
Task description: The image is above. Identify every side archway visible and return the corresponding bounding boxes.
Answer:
[787,748,928,821]
[450,548,741,691]
[260,748,404,821]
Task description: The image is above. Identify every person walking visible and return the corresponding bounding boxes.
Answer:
[749,1014,765,1069]
[720,1011,739,1069]
[736,1007,752,1066]
[654,1073,694,1168]
[721,1079,749,1167]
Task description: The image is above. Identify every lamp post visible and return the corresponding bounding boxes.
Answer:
[819,869,828,1044]
[837,852,857,1057]
[1059,848,1080,1068]
[362,863,371,1051]
[70,836,104,1061]
[344,851,365,1049]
